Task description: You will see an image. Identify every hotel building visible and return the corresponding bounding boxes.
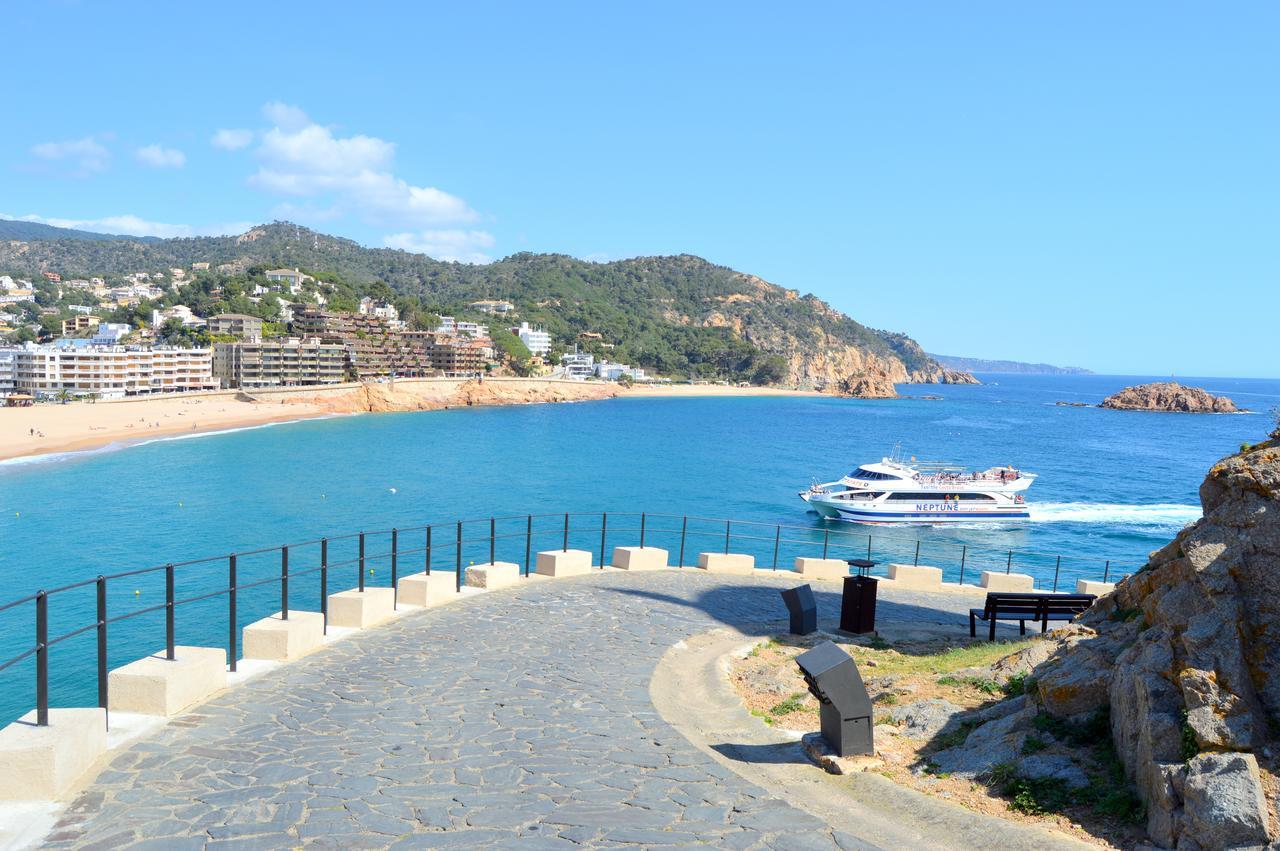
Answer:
[2,343,217,398]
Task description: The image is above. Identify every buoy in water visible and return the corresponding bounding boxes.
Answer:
[389,488,397,494]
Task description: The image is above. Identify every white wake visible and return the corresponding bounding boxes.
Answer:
[1030,502,1201,527]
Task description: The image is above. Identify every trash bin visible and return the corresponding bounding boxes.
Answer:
[839,575,878,634]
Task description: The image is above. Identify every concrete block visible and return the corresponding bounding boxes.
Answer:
[887,563,943,590]
[1076,579,1116,596]
[397,571,458,606]
[981,570,1036,592]
[326,587,396,629]
[696,552,755,575]
[536,549,593,577]
[612,546,669,570]
[793,557,849,580]
[242,611,324,662]
[0,708,107,801]
[464,561,522,589]
[108,646,227,716]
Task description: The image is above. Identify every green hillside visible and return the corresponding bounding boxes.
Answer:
[0,221,957,386]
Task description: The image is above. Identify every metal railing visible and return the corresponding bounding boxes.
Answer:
[0,511,1131,728]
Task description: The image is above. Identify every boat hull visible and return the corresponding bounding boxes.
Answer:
[803,495,1030,525]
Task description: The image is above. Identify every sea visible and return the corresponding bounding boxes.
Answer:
[0,372,1277,724]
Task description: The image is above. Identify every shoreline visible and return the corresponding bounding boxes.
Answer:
[0,379,823,465]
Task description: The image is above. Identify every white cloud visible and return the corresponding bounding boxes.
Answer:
[383,229,496,264]
[30,136,110,174]
[7,213,252,240]
[248,103,479,227]
[136,144,186,169]
[211,128,253,150]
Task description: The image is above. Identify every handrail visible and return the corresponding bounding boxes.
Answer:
[0,509,1134,728]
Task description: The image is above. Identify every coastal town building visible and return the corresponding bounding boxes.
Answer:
[560,350,595,380]
[2,342,217,398]
[470,299,515,314]
[594,360,646,381]
[291,308,432,379]
[208,313,264,340]
[358,298,399,322]
[151,305,206,329]
[61,314,101,336]
[90,324,132,346]
[212,339,346,388]
[0,349,15,394]
[435,317,489,338]
[515,322,551,356]
[264,268,312,292]
[192,262,210,271]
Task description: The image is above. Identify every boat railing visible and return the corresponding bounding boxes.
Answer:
[0,510,1133,730]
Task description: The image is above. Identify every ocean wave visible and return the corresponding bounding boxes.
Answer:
[1030,502,1201,526]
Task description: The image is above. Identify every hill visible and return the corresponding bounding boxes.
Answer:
[928,353,1093,375]
[0,221,973,389]
[0,218,161,243]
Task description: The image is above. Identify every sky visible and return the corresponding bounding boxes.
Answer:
[3,2,1277,377]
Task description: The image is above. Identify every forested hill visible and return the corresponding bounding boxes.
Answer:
[0,220,970,388]
[0,219,161,243]
[928,353,1093,375]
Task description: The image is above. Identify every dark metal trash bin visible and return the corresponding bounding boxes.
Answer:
[839,575,878,634]
[780,584,818,635]
[795,640,874,756]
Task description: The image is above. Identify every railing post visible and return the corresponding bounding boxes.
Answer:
[724,520,731,555]
[822,529,830,560]
[773,525,781,570]
[359,532,366,592]
[679,516,687,568]
[425,526,432,575]
[600,513,607,569]
[1103,560,1110,583]
[456,521,463,592]
[959,545,967,585]
[489,518,495,566]
[280,547,289,621]
[640,513,646,549]
[96,576,108,720]
[1006,550,1013,574]
[563,513,569,551]
[165,563,176,659]
[524,515,532,576]
[391,529,399,610]
[228,554,237,673]
[867,534,872,561]
[913,540,920,567]
[1053,555,1061,593]
[35,590,48,727]
[320,538,328,635]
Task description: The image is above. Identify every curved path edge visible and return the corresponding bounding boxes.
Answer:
[649,625,1096,851]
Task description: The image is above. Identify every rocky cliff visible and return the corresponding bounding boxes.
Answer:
[1100,382,1240,413]
[281,378,619,414]
[935,432,1280,849]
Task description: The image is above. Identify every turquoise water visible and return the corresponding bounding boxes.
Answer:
[1,373,1277,723]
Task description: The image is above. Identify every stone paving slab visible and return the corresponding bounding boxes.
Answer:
[43,570,987,849]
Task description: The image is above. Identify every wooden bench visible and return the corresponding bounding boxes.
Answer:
[969,592,1096,641]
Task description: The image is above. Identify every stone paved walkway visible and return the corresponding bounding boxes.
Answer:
[46,570,975,849]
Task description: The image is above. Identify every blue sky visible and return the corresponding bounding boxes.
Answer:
[4,2,1277,377]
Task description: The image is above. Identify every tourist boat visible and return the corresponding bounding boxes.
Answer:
[799,452,1035,524]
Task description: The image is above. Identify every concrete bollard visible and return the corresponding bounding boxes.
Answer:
[535,549,593,577]
[612,546,669,570]
[793,557,849,580]
[0,708,107,800]
[327,587,396,629]
[243,611,325,661]
[981,571,1036,592]
[886,563,944,590]
[107,646,227,716]
[396,571,459,606]
[464,562,522,589]
[1076,579,1116,596]
[696,553,755,575]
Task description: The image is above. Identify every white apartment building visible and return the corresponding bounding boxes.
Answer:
[514,322,551,356]
[0,349,15,394]
[4,343,217,398]
[358,297,399,321]
[435,317,489,338]
[559,350,594,380]
[91,323,133,345]
[151,305,206,329]
[594,360,646,381]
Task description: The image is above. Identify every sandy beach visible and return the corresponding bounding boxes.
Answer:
[0,379,823,464]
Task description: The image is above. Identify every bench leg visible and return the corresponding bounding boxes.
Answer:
[969,612,976,638]
[1041,619,1048,634]
[1019,620,1026,635]
[989,618,996,642]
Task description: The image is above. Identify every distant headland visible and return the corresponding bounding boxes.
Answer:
[927,353,1093,375]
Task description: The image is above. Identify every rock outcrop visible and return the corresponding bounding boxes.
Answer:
[941,432,1280,849]
[282,378,619,414]
[1100,381,1240,413]
[833,373,899,399]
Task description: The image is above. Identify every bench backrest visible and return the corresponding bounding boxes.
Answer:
[983,592,1097,619]
[1041,594,1096,615]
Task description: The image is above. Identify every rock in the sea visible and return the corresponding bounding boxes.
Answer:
[1180,752,1271,851]
[887,699,965,739]
[1099,381,1240,413]
[834,372,899,399]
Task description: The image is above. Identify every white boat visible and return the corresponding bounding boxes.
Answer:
[800,452,1035,525]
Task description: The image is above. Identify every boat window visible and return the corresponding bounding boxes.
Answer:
[850,469,893,480]
[886,492,997,501]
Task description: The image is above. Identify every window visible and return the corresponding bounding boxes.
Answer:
[886,492,996,502]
